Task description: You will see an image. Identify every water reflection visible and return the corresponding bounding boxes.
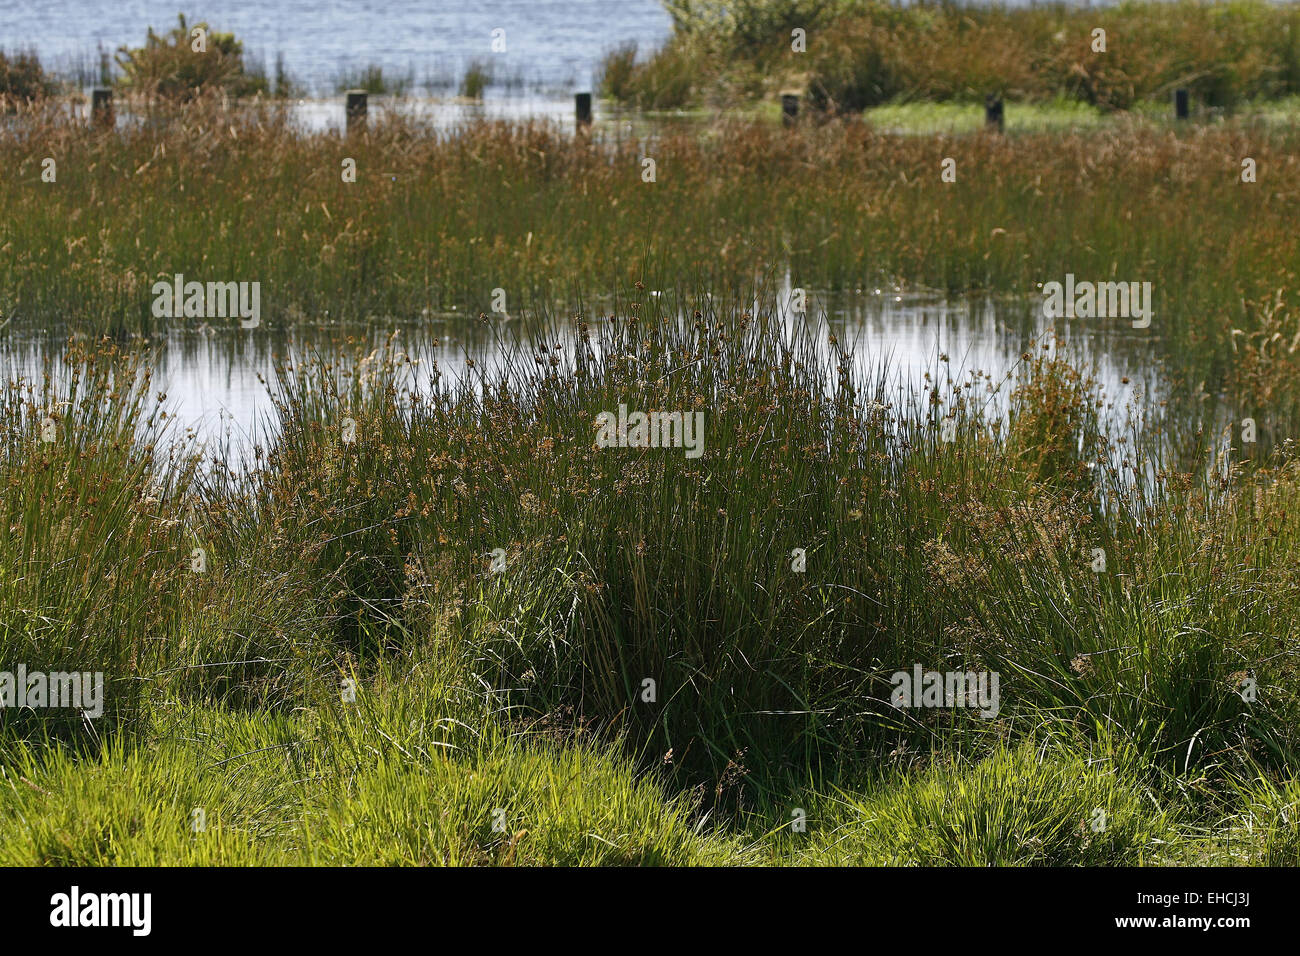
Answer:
[4,290,1164,467]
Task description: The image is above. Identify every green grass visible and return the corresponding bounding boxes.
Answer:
[3,694,1294,865]
[760,736,1179,866]
[862,96,1106,134]
[750,91,1300,133]
[0,664,741,866]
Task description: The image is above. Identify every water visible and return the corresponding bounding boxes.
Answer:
[3,292,1160,463]
[4,0,674,95]
[63,94,597,135]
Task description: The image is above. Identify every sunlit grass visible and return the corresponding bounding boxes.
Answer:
[864,96,1106,134]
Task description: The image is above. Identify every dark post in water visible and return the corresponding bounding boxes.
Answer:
[782,94,799,128]
[346,90,368,134]
[985,94,1004,134]
[91,88,113,129]
[576,92,593,132]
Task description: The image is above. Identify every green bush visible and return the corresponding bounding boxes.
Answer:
[0,51,54,105]
[459,61,491,100]
[807,21,910,110]
[597,42,639,101]
[115,14,267,100]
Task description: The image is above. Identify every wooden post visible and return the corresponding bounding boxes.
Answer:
[1174,88,1189,120]
[346,89,367,134]
[781,93,799,128]
[91,87,113,129]
[984,94,1004,134]
[575,92,593,132]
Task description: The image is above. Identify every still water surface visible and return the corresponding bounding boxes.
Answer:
[5,291,1160,461]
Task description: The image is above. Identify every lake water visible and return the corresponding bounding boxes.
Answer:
[7,0,674,95]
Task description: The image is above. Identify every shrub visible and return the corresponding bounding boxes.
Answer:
[597,43,639,102]
[807,21,910,111]
[460,61,491,100]
[115,14,267,101]
[0,51,54,106]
